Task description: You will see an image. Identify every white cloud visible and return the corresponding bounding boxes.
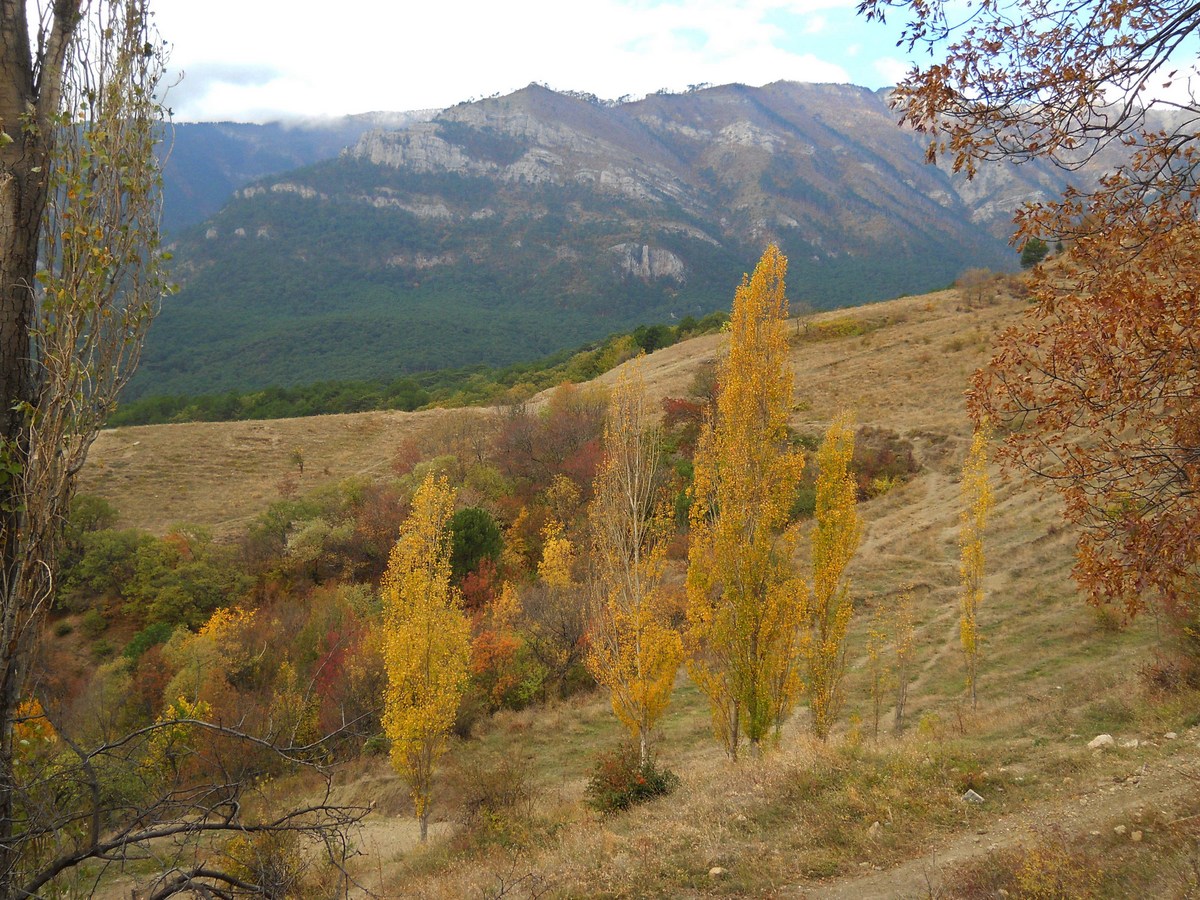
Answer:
[873,57,912,86]
[153,0,868,120]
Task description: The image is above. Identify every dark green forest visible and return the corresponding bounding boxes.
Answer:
[112,315,725,425]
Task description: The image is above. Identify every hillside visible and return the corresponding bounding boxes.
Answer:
[128,81,1053,401]
[75,278,1200,898]
[88,283,1004,536]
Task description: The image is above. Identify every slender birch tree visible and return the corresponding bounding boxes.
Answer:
[587,360,682,766]
[805,412,863,741]
[686,245,807,759]
[381,474,470,842]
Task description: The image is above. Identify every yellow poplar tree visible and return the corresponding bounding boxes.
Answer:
[960,427,993,710]
[686,245,808,758]
[538,519,576,591]
[380,474,470,843]
[587,360,683,766]
[806,412,863,741]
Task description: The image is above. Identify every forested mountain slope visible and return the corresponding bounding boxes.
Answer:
[133,82,1051,399]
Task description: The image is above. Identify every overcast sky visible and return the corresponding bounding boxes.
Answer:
[150,0,918,122]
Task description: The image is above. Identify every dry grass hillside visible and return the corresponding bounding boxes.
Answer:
[84,285,1003,536]
[82,282,1200,898]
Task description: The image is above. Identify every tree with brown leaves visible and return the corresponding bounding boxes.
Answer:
[859,0,1200,630]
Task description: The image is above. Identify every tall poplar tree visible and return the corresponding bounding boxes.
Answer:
[381,474,470,842]
[587,360,682,766]
[686,245,807,759]
[805,413,863,741]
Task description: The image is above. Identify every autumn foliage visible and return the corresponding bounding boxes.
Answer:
[861,0,1200,635]
[587,361,683,765]
[805,413,863,741]
[686,245,808,757]
[380,474,471,842]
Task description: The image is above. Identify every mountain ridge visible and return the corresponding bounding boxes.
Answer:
[133,80,1071,400]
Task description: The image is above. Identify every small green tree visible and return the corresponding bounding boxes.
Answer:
[449,506,503,580]
[1020,237,1049,268]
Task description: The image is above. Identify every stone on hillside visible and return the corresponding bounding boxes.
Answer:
[1114,824,1127,835]
[708,867,727,878]
[1131,830,1144,842]
[868,820,882,838]
[1088,734,1115,749]
[962,789,985,804]
[1120,738,1140,749]
[1165,732,1178,740]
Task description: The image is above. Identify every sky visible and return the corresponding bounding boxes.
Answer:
[150,0,919,123]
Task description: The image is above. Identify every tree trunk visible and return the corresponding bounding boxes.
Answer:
[0,179,43,900]
[0,95,45,900]
[0,4,79,895]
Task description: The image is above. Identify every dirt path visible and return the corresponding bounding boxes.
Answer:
[799,730,1200,898]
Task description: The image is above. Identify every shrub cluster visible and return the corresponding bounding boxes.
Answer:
[585,743,680,814]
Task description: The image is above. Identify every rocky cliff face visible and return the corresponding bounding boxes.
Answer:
[610,244,687,283]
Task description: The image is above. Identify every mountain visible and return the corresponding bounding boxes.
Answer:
[160,111,435,233]
[133,81,1053,400]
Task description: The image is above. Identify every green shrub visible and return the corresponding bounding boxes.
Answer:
[123,622,174,661]
[790,483,818,519]
[80,608,108,639]
[61,528,152,610]
[585,744,679,814]
[449,506,504,580]
[1020,237,1049,269]
[362,733,389,756]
